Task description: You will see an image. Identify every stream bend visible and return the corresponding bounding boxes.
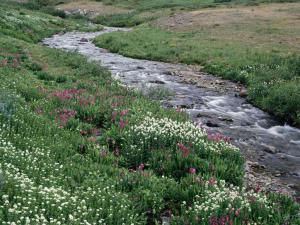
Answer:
[42,27,300,200]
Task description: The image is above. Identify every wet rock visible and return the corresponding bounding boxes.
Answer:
[291,172,300,177]
[185,79,197,85]
[218,117,233,122]
[162,102,174,108]
[240,121,252,126]
[80,38,88,42]
[287,183,295,188]
[164,71,173,75]
[263,146,278,154]
[149,80,165,84]
[251,162,266,170]
[179,104,194,109]
[196,84,205,88]
[137,66,145,70]
[239,89,248,97]
[215,79,225,85]
[206,121,220,127]
[197,113,212,118]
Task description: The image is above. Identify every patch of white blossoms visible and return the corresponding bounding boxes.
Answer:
[183,180,274,224]
[0,126,143,225]
[126,116,239,153]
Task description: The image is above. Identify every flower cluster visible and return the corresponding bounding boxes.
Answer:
[207,132,231,143]
[126,116,238,154]
[0,125,144,225]
[180,180,274,225]
[112,109,129,129]
[55,109,77,126]
[51,89,85,102]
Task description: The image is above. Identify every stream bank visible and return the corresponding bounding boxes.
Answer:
[43,27,300,201]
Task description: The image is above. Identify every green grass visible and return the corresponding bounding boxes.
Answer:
[0,1,299,224]
[96,0,214,10]
[93,24,300,126]
[0,1,102,42]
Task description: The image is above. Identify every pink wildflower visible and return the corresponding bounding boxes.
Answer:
[207,132,231,143]
[235,209,240,217]
[255,184,261,193]
[189,167,196,174]
[177,143,190,157]
[100,150,108,157]
[120,109,129,116]
[111,111,118,122]
[119,119,128,129]
[138,163,145,171]
[56,109,77,126]
[51,89,84,101]
[208,177,216,186]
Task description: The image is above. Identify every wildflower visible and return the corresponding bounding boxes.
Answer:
[100,150,107,157]
[119,119,128,129]
[189,167,196,174]
[80,130,88,136]
[51,89,84,101]
[207,132,231,143]
[114,148,120,157]
[120,109,129,116]
[35,107,44,115]
[138,163,145,171]
[111,111,118,122]
[68,214,74,221]
[235,209,240,217]
[0,59,8,67]
[177,143,190,157]
[255,184,261,193]
[176,107,182,112]
[208,177,216,186]
[55,109,77,126]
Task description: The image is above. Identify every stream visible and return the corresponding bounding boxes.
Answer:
[42,27,300,200]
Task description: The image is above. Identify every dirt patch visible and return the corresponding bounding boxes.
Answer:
[57,0,130,18]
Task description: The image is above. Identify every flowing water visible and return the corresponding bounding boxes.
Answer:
[43,27,300,200]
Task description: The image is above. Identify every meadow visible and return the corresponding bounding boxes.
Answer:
[0,0,299,224]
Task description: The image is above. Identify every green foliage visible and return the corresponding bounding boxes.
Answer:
[56,75,68,83]
[93,12,145,27]
[41,6,67,18]
[35,71,55,81]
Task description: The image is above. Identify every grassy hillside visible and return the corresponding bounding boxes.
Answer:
[0,1,102,42]
[94,3,300,126]
[0,1,299,224]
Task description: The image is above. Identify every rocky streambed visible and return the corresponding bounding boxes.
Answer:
[43,27,300,201]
